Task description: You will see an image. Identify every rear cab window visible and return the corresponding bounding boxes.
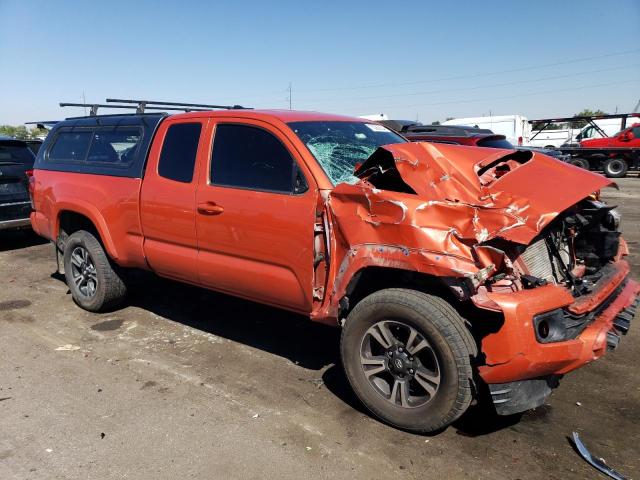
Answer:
[35,113,165,178]
[48,131,92,162]
[87,128,141,164]
[47,127,142,165]
[157,123,202,183]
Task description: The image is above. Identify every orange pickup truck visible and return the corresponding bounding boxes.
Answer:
[30,101,637,432]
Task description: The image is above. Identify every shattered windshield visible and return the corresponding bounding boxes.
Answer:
[288,121,406,185]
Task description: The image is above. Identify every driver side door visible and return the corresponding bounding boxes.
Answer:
[195,119,318,314]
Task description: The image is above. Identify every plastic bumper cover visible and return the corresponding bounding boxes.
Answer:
[478,260,638,384]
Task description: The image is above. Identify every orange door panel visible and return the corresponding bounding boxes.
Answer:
[140,118,208,282]
[195,120,318,313]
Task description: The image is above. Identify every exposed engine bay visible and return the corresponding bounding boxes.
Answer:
[508,198,622,297]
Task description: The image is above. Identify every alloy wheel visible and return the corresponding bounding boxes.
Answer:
[69,246,98,299]
[360,320,441,408]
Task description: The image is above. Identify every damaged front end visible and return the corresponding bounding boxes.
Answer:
[321,142,638,415]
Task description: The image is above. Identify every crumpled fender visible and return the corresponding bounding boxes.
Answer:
[317,142,614,322]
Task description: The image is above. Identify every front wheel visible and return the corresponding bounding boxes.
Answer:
[63,230,127,312]
[340,288,476,433]
[603,157,628,178]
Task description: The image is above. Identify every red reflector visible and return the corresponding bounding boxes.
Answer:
[518,136,523,146]
[27,171,36,209]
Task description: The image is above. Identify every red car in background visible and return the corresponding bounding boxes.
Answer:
[580,123,640,149]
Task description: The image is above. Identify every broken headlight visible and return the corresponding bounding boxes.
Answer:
[604,208,621,231]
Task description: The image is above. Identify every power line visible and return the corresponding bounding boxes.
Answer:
[222,49,640,105]
[293,63,640,104]
[295,48,640,93]
[332,79,640,113]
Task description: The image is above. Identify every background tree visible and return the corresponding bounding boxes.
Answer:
[0,125,48,140]
[571,109,608,128]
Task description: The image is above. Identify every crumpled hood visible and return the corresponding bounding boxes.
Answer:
[346,142,613,245]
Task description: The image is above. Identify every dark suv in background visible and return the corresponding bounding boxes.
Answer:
[381,122,569,161]
[0,136,35,230]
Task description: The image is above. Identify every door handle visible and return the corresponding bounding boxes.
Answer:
[197,202,224,215]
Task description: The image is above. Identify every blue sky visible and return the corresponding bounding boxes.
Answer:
[1,0,639,124]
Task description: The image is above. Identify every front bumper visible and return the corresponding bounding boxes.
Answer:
[478,260,638,384]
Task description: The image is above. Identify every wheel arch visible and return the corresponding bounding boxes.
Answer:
[340,265,466,318]
[55,204,119,261]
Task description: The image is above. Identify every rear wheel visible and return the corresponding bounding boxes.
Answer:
[340,288,476,433]
[569,157,590,170]
[63,230,127,312]
[603,157,628,178]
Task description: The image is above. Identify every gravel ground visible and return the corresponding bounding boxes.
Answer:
[1,177,639,480]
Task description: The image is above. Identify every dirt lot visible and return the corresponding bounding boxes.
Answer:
[1,178,639,480]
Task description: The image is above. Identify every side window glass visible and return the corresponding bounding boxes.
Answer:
[632,127,640,137]
[48,130,92,162]
[158,123,202,183]
[87,127,141,164]
[211,124,297,193]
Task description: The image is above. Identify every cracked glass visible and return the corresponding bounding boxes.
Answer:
[289,121,405,185]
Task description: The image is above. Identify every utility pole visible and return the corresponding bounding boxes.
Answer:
[287,82,292,110]
[82,91,87,116]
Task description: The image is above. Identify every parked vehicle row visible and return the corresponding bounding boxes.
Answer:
[0,136,35,230]
[28,99,637,433]
[380,122,570,161]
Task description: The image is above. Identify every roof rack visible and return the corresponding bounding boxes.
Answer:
[59,98,250,116]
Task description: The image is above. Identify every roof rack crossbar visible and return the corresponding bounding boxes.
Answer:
[59,100,234,117]
[106,98,247,112]
[60,103,139,116]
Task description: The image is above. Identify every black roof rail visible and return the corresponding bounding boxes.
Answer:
[106,98,248,112]
[59,98,250,117]
[59,102,211,117]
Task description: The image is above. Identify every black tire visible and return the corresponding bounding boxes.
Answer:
[544,145,556,150]
[603,157,628,178]
[340,288,476,433]
[63,230,127,312]
[569,157,590,170]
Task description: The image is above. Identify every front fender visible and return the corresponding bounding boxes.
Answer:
[311,243,477,325]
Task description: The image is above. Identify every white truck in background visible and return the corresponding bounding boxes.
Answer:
[530,116,638,148]
[442,115,531,146]
[528,127,577,149]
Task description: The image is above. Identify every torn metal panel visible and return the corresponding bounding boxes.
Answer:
[321,141,615,324]
[353,142,613,245]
